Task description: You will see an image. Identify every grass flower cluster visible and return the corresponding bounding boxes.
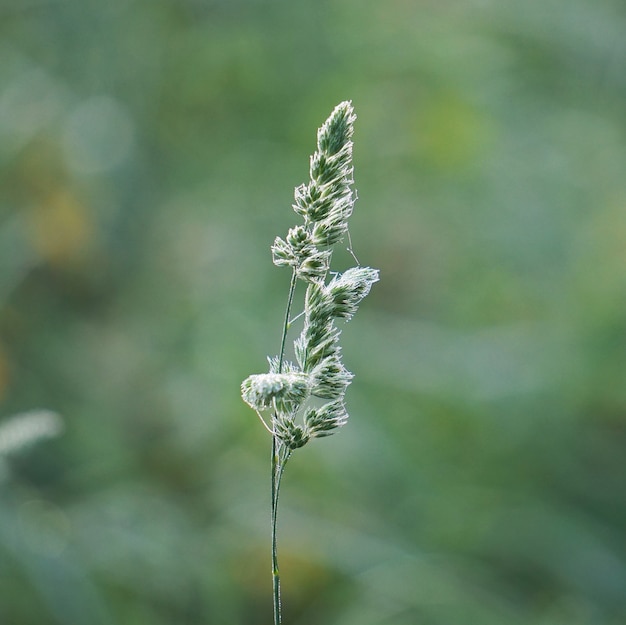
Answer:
[241,101,378,624]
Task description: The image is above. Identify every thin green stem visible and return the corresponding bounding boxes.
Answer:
[278,270,298,372]
[271,441,290,625]
[272,269,297,625]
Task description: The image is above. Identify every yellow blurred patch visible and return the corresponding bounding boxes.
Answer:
[27,189,93,267]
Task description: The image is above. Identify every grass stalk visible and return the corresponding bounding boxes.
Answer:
[272,269,297,625]
[240,101,378,623]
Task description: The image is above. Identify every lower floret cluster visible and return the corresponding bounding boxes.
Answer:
[241,264,378,450]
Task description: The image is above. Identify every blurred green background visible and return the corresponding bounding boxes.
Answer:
[1,0,626,623]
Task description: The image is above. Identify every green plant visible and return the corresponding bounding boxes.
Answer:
[241,101,379,625]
